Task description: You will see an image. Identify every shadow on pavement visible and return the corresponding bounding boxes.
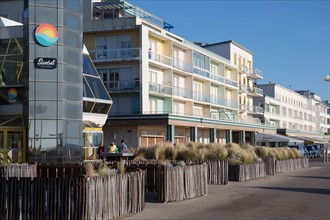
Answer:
[289,176,330,180]
[249,186,330,196]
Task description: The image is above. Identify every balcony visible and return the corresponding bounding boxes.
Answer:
[225,78,238,87]
[173,58,192,72]
[210,95,238,109]
[239,85,248,93]
[193,91,210,103]
[209,73,225,84]
[172,86,193,99]
[90,48,140,62]
[247,68,263,79]
[238,65,249,74]
[149,51,172,66]
[149,82,172,95]
[107,80,140,91]
[247,86,263,97]
[240,104,264,115]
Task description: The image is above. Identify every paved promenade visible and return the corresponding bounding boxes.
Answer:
[125,158,330,220]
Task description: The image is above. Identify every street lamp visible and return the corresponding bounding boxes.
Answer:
[324,75,330,104]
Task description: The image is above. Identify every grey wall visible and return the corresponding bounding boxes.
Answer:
[23,0,83,163]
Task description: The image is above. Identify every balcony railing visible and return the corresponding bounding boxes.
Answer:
[149,51,172,66]
[193,91,210,103]
[240,105,264,114]
[90,48,140,61]
[193,68,210,78]
[173,58,192,72]
[247,68,263,79]
[172,86,193,99]
[209,73,225,84]
[149,82,172,95]
[238,65,249,74]
[225,78,237,87]
[239,85,248,93]
[248,86,263,96]
[107,80,140,91]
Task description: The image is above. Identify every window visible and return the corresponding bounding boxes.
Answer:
[193,106,203,117]
[121,41,132,58]
[109,69,119,89]
[104,9,114,19]
[234,53,237,65]
[150,99,157,113]
[95,37,107,59]
[193,82,202,101]
[210,86,218,103]
[210,63,218,75]
[149,70,157,84]
[193,51,209,71]
[173,48,185,69]
[173,101,184,115]
[97,69,108,89]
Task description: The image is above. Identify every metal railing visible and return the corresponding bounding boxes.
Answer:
[209,73,225,84]
[89,48,140,61]
[248,86,263,96]
[172,86,193,99]
[149,51,172,66]
[107,80,140,91]
[238,65,249,74]
[173,58,192,72]
[193,91,210,103]
[149,82,172,95]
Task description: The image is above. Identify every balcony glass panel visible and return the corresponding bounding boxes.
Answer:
[90,48,140,61]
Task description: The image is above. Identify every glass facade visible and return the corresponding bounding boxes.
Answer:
[23,0,83,163]
[82,54,112,115]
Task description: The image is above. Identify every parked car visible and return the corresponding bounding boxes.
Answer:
[289,145,308,157]
[305,145,317,158]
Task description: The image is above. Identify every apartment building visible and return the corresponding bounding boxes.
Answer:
[296,91,330,136]
[202,41,264,121]
[254,84,330,140]
[83,0,275,147]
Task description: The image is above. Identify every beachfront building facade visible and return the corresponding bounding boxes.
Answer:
[202,41,264,123]
[253,84,330,141]
[83,0,275,147]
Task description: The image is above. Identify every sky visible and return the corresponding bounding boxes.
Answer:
[129,0,330,101]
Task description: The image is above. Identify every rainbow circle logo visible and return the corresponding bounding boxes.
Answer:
[35,23,58,47]
[8,88,17,103]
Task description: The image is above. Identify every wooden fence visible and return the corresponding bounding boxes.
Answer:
[264,157,276,176]
[158,164,208,203]
[205,160,228,185]
[0,164,37,178]
[275,158,309,173]
[118,159,228,185]
[0,170,145,220]
[228,162,266,182]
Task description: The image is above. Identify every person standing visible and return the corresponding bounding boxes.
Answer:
[97,142,105,159]
[119,139,128,153]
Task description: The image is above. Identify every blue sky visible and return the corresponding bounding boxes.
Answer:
[129,0,330,101]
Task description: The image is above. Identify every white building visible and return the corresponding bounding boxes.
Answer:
[254,84,330,140]
[202,41,264,120]
[83,0,275,147]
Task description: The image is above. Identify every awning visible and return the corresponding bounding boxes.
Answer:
[256,133,304,145]
[288,136,326,144]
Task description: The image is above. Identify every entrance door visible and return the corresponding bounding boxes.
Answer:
[0,129,25,163]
